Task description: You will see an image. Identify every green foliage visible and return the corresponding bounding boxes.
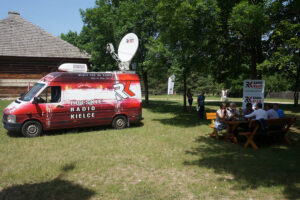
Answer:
[156,0,220,73]
[60,31,80,47]
[79,0,118,71]
[258,4,300,105]
[153,0,221,106]
[59,0,299,105]
[229,1,269,38]
[263,73,291,94]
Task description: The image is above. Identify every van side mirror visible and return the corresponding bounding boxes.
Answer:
[32,97,38,104]
[20,92,24,98]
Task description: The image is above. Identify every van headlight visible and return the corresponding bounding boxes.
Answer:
[7,115,16,123]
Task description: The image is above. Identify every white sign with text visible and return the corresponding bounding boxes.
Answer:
[243,80,265,109]
[167,75,175,95]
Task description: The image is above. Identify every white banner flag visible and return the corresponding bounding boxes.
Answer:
[243,80,265,109]
[167,75,175,95]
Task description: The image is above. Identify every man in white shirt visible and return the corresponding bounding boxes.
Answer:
[265,104,279,119]
[245,103,268,120]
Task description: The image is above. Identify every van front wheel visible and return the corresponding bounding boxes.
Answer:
[112,116,127,129]
[22,121,42,137]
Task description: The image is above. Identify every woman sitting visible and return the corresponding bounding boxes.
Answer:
[215,103,227,131]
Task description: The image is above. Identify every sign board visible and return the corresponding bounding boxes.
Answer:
[167,75,175,95]
[243,80,265,109]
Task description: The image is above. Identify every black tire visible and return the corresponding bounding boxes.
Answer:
[112,115,127,129]
[21,121,42,137]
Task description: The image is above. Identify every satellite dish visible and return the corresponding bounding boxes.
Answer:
[106,33,139,71]
[118,33,139,62]
[58,63,88,72]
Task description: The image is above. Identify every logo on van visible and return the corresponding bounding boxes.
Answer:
[114,81,135,99]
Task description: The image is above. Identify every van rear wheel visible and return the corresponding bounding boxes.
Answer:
[112,116,127,129]
[22,121,42,137]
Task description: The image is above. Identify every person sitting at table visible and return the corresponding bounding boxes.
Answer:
[243,103,253,115]
[245,103,268,131]
[265,104,282,132]
[227,102,240,120]
[265,104,279,119]
[245,103,268,120]
[273,103,284,118]
[215,103,228,131]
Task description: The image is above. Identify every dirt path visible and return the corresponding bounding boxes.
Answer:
[146,98,293,104]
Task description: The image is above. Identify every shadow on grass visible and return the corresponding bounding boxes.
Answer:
[0,163,96,200]
[144,100,300,129]
[6,122,144,138]
[184,132,300,200]
[144,100,218,127]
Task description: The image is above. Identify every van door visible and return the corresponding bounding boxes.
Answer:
[35,86,70,130]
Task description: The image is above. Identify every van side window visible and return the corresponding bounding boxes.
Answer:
[38,86,61,103]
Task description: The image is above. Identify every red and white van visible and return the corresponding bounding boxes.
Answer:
[3,65,142,137]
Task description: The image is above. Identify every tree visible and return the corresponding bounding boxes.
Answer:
[78,0,159,105]
[60,31,80,47]
[263,73,290,97]
[115,0,159,105]
[60,0,299,106]
[156,0,220,109]
[228,0,269,79]
[258,0,300,106]
[79,0,118,71]
[259,20,300,106]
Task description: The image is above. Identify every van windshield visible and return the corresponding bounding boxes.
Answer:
[21,83,45,101]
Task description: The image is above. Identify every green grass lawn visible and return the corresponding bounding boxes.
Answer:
[0,99,299,200]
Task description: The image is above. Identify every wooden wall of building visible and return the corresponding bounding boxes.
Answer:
[0,56,89,98]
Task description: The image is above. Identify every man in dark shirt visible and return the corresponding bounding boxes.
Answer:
[243,102,253,116]
[197,92,205,119]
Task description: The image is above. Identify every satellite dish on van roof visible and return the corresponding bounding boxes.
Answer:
[106,33,139,71]
[118,33,139,62]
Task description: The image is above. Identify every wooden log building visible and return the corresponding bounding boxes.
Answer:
[0,12,90,98]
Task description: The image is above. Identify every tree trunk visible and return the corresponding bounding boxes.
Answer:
[183,71,187,110]
[250,36,264,79]
[256,37,264,79]
[250,43,258,79]
[294,91,299,107]
[142,70,149,105]
[293,68,300,107]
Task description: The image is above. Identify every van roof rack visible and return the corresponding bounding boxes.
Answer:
[112,71,136,74]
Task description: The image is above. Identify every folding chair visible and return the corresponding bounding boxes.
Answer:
[206,113,219,139]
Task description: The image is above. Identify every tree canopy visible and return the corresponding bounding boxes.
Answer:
[60,0,300,107]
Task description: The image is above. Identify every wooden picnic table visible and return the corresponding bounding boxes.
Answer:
[224,120,249,144]
[238,117,296,149]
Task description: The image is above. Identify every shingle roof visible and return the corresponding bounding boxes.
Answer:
[0,12,90,59]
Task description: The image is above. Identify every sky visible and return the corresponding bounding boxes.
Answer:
[0,0,96,36]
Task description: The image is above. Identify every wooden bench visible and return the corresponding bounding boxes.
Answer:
[206,113,219,139]
[238,117,296,150]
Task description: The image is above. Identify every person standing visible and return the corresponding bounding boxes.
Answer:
[198,91,205,119]
[187,89,193,112]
